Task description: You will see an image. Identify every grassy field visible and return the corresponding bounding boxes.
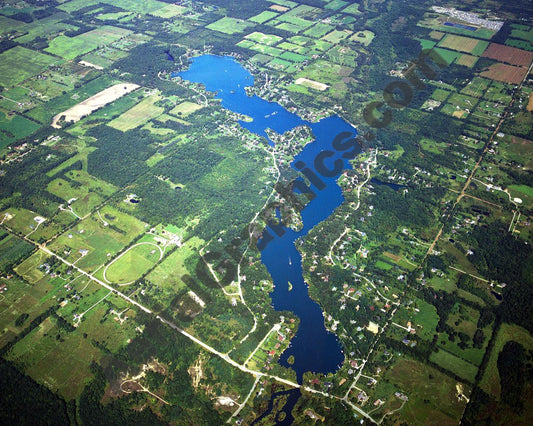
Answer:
[0,46,59,87]
[48,206,146,273]
[245,32,282,46]
[385,358,470,424]
[0,111,41,150]
[438,34,489,56]
[249,11,278,24]
[430,349,478,383]
[322,29,353,44]
[104,242,162,284]
[45,35,98,60]
[169,101,204,118]
[350,30,375,46]
[207,17,253,35]
[26,75,118,124]
[0,234,34,273]
[480,323,533,398]
[108,93,164,131]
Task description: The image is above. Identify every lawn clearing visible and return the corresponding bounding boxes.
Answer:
[385,358,470,424]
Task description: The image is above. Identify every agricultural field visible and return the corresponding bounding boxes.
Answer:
[249,10,278,24]
[482,43,533,67]
[47,206,146,273]
[384,358,470,425]
[245,31,282,46]
[207,17,253,35]
[350,30,375,46]
[0,46,60,87]
[438,34,489,56]
[108,92,164,131]
[0,111,41,150]
[480,63,528,84]
[103,241,163,285]
[479,323,533,398]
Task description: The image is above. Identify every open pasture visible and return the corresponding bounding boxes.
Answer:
[325,0,348,10]
[456,54,478,67]
[149,3,185,18]
[0,46,59,87]
[460,77,491,97]
[0,277,56,348]
[303,23,334,39]
[480,323,533,398]
[45,35,98,60]
[1,208,46,237]
[350,30,375,46]
[322,29,353,44]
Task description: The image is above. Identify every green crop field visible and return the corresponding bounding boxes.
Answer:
[0,46,59,87]
[0,234,34,273]
[277,42,309,54]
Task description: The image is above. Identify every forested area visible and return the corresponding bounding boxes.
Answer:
[0,358,71,425]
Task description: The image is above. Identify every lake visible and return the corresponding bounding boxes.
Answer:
[179,55,361,383]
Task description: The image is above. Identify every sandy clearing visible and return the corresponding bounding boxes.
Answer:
[51,83,140,128]
[295,77,329,91]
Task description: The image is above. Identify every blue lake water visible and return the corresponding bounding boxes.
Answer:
[179,55,360,382]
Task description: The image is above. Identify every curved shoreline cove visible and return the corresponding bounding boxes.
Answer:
[179,55,360,381]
